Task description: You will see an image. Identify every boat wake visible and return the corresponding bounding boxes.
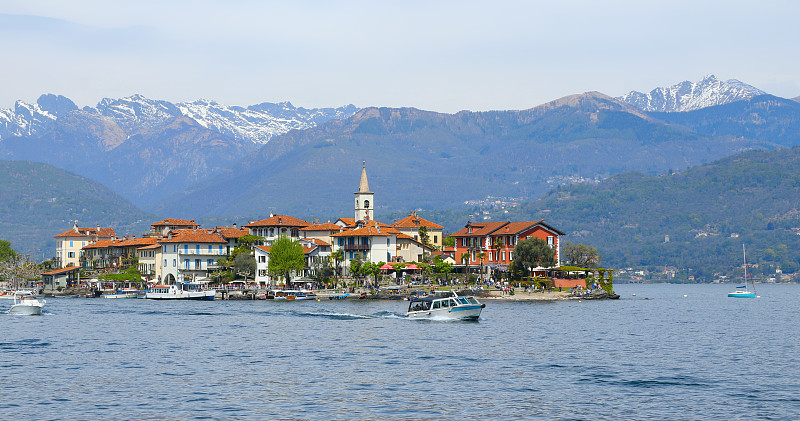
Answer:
[293,310,405,320]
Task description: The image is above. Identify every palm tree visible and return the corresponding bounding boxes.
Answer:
[461,252,471,280]
[331,249,344,277]
[477,252,487,283]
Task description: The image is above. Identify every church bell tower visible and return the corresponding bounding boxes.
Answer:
[355,162,374,221]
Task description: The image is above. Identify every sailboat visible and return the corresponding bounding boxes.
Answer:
[728,245,757,298]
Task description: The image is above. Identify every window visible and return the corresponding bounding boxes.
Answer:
[195,259,201,269]
[173,259,176,267]
[69,241,73,247]
[219,245,224,254]
[207,259,213,266]
[387,238,390,246]
[433,236,438,244]
[364,199,370,209]
[184,260,189,269]
[196,245,200,254]
[173,245,177,253]
[547,236,554,248]
[164,259,167,267]
[501,251,506,261]
[208,245,212,253]
[68,252,75,258]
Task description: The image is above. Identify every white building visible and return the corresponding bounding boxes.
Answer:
[54,221,116,268]
[158,230,227,283]
[254,238,331,286]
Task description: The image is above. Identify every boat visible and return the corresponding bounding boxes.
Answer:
[102,288,139,299]
[265,289,317,300]
[7,291,46,315]
[145,282,215,300]
[729,245,757,298]
[405,291,485,320]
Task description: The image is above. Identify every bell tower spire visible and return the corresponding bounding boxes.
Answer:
[355,161,374,221]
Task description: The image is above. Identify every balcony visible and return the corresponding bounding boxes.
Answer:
[342,244,369,251]
[177,249,227,256]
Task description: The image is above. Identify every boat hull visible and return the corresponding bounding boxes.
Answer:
[406,304,483,320]
[728,291,756,298]
[8,304,44,315]
[145,292,215,300]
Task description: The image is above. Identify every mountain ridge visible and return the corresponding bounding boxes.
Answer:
[617,74,766,112]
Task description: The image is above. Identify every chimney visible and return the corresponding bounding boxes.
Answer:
[249,220,254,224]
[270,212,274,218]
[233,223,237,229]
[73,220,79,233]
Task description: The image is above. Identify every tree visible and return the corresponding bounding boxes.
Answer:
[477,252,487,282]
[418,226,431,248]
[442,236,455,248]
[267,236,305,286]
[563,242,600,268]
[349,256,365,286]
[461,252,471,278]
[330,249,344,276]
[234,252,256,282]
[0,240,17,262]
[511,237,556,280]
[0,254,40,288]
[238,235,264,248]
[434,258,454,283]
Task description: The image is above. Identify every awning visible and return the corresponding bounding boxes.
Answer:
[405,264,419,270]
[380,263,393,270]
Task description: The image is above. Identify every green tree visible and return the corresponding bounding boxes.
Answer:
[330,249,344,276]
[563,242,600,268]
[234,252,256,282]
[511,237,556,280]
[267,236,305,286]
[477,251,487,282]
[434,258,454,283]
[0,240,17,261]
[418,226,431,248]
[461,252,471,278]
[442,236,455,248]
[238,235,264,248]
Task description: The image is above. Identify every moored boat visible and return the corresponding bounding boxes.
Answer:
[8,291,46,315]
[103,288,140,299]
[405,291,484,320]
[145,282,215,300]
[265,289,317,300]
[729,245,757,298]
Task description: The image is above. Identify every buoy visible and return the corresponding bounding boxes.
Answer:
[683,294,688,297]
[632,293,636,296]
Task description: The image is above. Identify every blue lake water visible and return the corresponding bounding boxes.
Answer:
[2,284,799,420]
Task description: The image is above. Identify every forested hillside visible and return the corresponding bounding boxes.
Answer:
[0,161,155,258]
[494,147,800,280]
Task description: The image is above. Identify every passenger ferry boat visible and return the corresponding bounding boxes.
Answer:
[264,289,317,300]
[405,291,485,320]
[145,282,215,300]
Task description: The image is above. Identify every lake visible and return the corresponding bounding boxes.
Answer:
[2,284,799,420]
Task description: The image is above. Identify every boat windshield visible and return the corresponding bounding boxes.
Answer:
[408,300,430,312]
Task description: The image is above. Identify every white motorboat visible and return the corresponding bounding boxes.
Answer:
[8,292,46,315]
[145,282,215,300]
[405,291,484,320]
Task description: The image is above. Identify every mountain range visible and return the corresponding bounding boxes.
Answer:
[616,74,766,112]
[2,75,800,264]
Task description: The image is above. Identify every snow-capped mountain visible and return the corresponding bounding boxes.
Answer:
[617,75,766,112]
[0,94,359,143]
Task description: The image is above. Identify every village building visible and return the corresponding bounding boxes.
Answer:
[137,243,162,281]
[391,212,444,249]
[300,222,342,247]
[158,229,227,283]
[54,221,116,268]
[41,266,80,291]
[254,238,331,286]
[245,214,310,245]
[145,218,201,237]
[451,220,565,278]
[82,236,157,270]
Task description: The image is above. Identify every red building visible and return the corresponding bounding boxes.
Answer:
[451,220,565,277]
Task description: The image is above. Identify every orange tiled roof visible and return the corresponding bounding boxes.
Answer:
[255,244,318,255]
[115,237,158,247]
[158,231,226,244]
[137,243,162,250]
[331,225,391,237]
[300,222,341,231]
[55,227,116,238]
[309,238,331,247]
[82,239,119,249]
[245,215,310,228]
[151,218,200,227]
[451,221,509,237]
[41,266,79,275]
[392,213,444,229]
[214,227,249,239]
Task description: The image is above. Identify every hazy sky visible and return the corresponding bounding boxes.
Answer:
[1,0,798,113]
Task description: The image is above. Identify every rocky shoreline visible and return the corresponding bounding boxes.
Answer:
[45,287,619,301]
